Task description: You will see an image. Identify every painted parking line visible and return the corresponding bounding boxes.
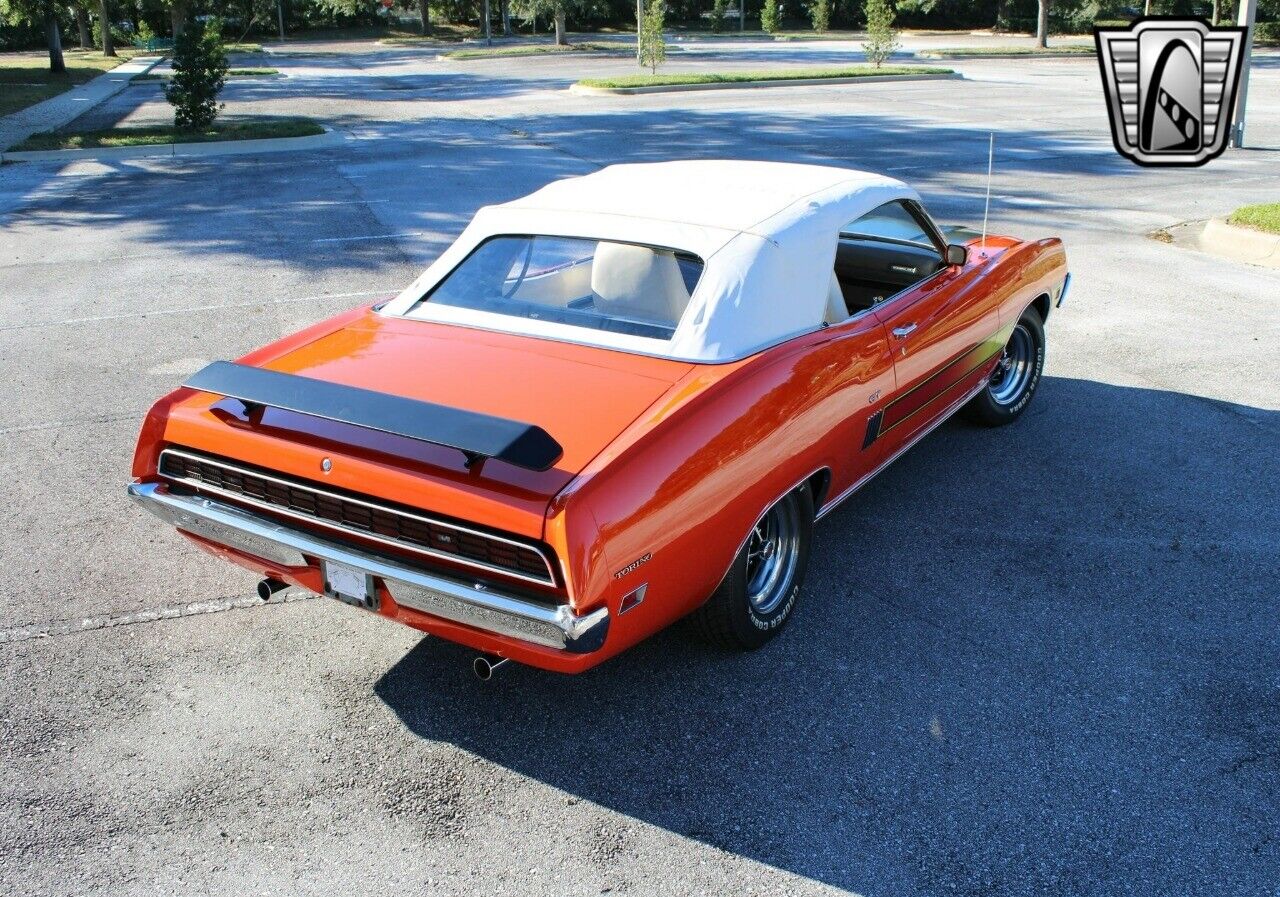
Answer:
[311,232,425,243]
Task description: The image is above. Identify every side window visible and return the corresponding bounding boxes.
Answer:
[833,202,946,313]
[841,201,937,249]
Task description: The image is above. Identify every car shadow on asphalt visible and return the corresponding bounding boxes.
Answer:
[373,374,1279,894]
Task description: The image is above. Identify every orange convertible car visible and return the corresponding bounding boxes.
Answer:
[130,161,1069,675]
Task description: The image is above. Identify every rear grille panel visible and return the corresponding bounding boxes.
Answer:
[158,447,557,586]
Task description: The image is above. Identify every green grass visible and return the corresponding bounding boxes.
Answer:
[1228,203,1280,236]
[773,30,865,41]
[222,42,264,53]
[442,41,633,59]
[918,45,1095,58]
[133,67,280,81]
[0,48,142,117]
[12,117,323,151]
[577,65,952,89]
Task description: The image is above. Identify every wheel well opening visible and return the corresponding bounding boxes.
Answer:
[1032,293,1051,324]
[806,469,831,510]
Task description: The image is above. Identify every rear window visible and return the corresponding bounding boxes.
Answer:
[414,235,704,341]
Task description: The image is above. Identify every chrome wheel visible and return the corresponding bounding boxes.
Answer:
[744,496,803,615]
[988,323,1034,406]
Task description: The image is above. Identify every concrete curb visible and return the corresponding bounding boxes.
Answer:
[0,125,343,163]
[917,50,1093,59]
[1200,218,1280,268]
[437,49,631,62]
[569,71,960,95]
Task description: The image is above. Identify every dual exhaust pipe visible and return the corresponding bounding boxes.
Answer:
[258,578,510,681]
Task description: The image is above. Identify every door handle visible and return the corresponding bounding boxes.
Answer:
[891,323,917,340]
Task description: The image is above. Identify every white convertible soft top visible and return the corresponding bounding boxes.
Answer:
[381,160,918,362]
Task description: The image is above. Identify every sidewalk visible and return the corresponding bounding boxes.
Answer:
[0,55,163,152]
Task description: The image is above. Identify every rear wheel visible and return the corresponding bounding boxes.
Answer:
[692,485,814,650]
[964,305,1045,426]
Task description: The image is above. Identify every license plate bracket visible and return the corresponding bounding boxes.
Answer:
[322,559,378,611]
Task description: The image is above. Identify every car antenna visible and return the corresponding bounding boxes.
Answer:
[980,132,994,257]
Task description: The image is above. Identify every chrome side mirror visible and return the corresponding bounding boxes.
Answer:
[946,244,968,267]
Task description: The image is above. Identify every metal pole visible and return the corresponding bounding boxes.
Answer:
[637,0,643,65]
[484,0,491,45]
[276,0,285,40]
[1231,0,1257,148]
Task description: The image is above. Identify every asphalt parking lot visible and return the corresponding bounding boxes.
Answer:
[1,39,1278,896]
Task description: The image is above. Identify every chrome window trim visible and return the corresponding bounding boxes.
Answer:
[158,447,557,587]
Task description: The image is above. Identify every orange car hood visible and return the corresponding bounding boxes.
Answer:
[162,312,693,536]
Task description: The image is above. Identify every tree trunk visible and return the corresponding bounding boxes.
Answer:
[554,4,566,45]
[418,0,430,34]
[76,5,92,48]
[99,0,116,56]
[1212,0,1220,24]
[1035,0,1049,49]
[636,0,643,63]
[740,0,744,31]
[501,0,511,35]
[171,0,190,40]
[46,11,66,73]
[482,0,491,44]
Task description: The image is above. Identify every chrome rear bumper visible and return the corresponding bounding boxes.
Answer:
[127,482,609,653]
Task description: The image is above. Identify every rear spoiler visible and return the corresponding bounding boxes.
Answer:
[184,361,563,472]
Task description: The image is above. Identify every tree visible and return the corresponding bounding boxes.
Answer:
[1035,0,1049,49]
[165,19,228,129]
[761,0,779,33]
[74,1,90,47]
[809,0,829,31]
[710,0,726,32]
[418,0,430,33]
[98,0,114,55]
[0,0,65,71]
[511,0,573,45]
[862,0,898,67]
[638,0,664,72]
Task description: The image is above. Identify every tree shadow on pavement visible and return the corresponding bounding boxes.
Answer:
[0,106,1141,278]
[375,375,1279,896]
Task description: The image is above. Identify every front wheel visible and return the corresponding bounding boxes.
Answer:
[691,485,814,650]
[964,306,1045,426]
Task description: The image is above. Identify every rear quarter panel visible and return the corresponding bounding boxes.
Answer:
[550,319,895,662]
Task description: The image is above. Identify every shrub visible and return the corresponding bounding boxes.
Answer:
[761,0,780,33]
[1255,22,1280,43]
[710,0,728,33]
[638,0,666,72]
[135,20,156,44]
[810,0,830,31]
[164,20,228,130]
[863,0,899,67]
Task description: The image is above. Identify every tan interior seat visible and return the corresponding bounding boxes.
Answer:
[590,241,691,326]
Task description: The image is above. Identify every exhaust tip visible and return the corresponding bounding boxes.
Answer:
[257,578,288,601]
[472,654,509,681]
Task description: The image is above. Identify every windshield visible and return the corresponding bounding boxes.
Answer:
[413,235,704,340]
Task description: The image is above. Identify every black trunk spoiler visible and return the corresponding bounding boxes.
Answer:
[184,361,563,472]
